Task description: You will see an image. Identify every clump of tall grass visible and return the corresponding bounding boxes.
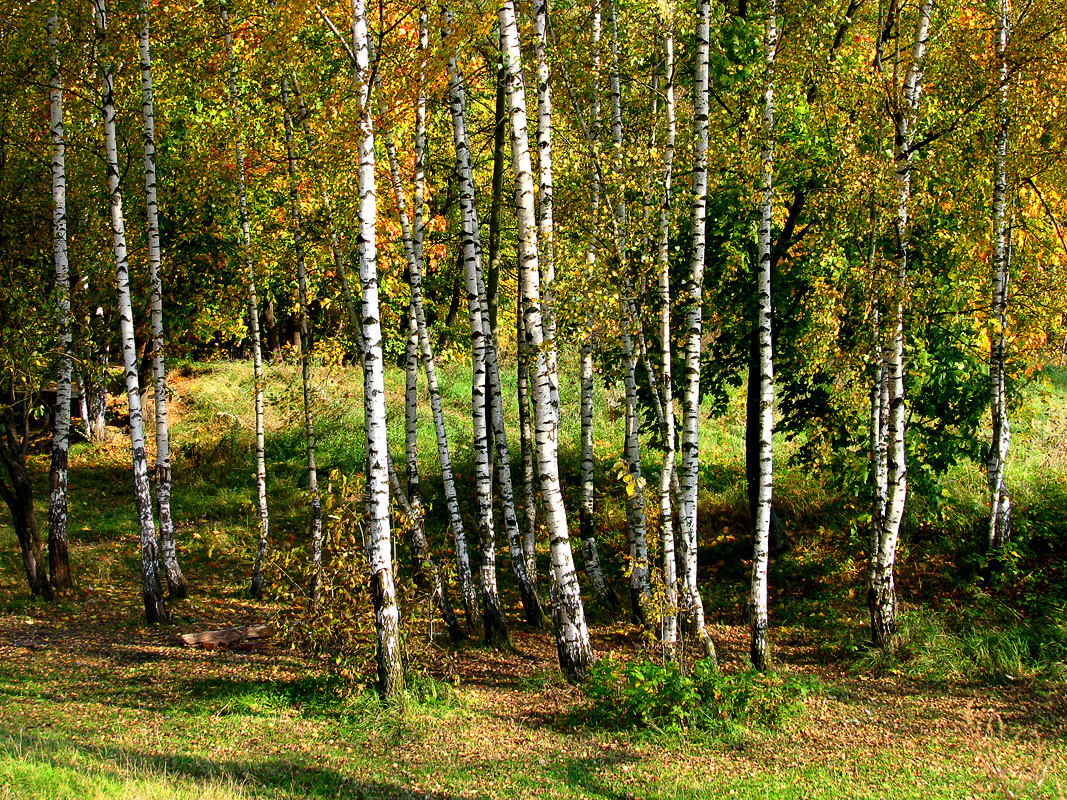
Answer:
[853,606,1067,683]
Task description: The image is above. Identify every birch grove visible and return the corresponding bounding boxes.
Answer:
[8,0,1067,696]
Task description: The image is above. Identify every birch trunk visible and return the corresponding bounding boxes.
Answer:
[413,4,429,270]
[281,78,323,604]
[501,0,593,682]
[406,8,462,640]
[620,301,651,621]
[604,0,651,622]
[988,0,1012,550]
[86,317,108,442]
[446,13,542,631]
[576,0,616,609]
[95,0,167,625]
[362,31,477,635]
[532,0,560,418]
[657,15,678,653]
[352,0,403,699]
[310,20,460,637]
[445,28,509,645]
[679,0,716,662]
[487,54,507,346]
[870,0,932,647]
[403,312,427,586]
[750,0,776,672]
[140,1,185,599]
[867,18,889,601]
[221,5,270,598]
[48,16,74,594]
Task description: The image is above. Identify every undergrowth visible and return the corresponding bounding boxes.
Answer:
[577,657,811,732]
[848,606,1067,683]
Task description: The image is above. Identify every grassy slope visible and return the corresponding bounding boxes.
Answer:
[0,356,1064,799]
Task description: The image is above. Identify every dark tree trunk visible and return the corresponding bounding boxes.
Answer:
[437,273,462,351]
[263,297,281,359]
[1,408,54,600]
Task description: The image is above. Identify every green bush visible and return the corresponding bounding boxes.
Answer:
[581,657,809,731]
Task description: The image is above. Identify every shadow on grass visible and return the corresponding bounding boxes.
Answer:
[544,751,641,800]
[0,728,477,799]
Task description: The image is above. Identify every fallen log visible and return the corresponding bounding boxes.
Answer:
[179,623,274,649]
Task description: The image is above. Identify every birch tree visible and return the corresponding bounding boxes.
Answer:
[597,0,651,622]
[95,0,166,624]
[750,0,776,672]
[500,0,593,681]
[576,0,616,609]
[48,15,73,594]
[280,77,323,602]
[352,0,402,698]
[679,0,716,661]
[656,12,678,652]
[140,0,186,599]
[988,0,1012,550]
[221,3,271,598]
[869,0,933,647]
[446,8,542,631]
[445,15,509,643]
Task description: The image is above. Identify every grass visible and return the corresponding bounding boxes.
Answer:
[0,354,1066,798]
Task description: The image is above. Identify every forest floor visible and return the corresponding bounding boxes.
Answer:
[0,359,1065,798]
[0,582,1063,800]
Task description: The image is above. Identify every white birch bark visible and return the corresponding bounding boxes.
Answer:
[140,0,186,600]
[48,15,74,594]
[444,23,509,645]
[352,0,402,698]
[657,15,678,653]
[501,0,593,681]
[358,34,477,635]
[750,0,776,672]
[303,22,461,635]
[577,0,616,609]
[679,0,716,662]
[95,0,167,624]
[604,0,651,622]
[281,78,323,604]
[221,4,270,598]
[870,0,932,647]
[413,5,429,270]
[445,12,542,631]
[532,0,560,419]
[988,0,1012,550]
[867,15,889,605]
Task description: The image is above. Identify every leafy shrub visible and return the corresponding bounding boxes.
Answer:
[581,657,809,731]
